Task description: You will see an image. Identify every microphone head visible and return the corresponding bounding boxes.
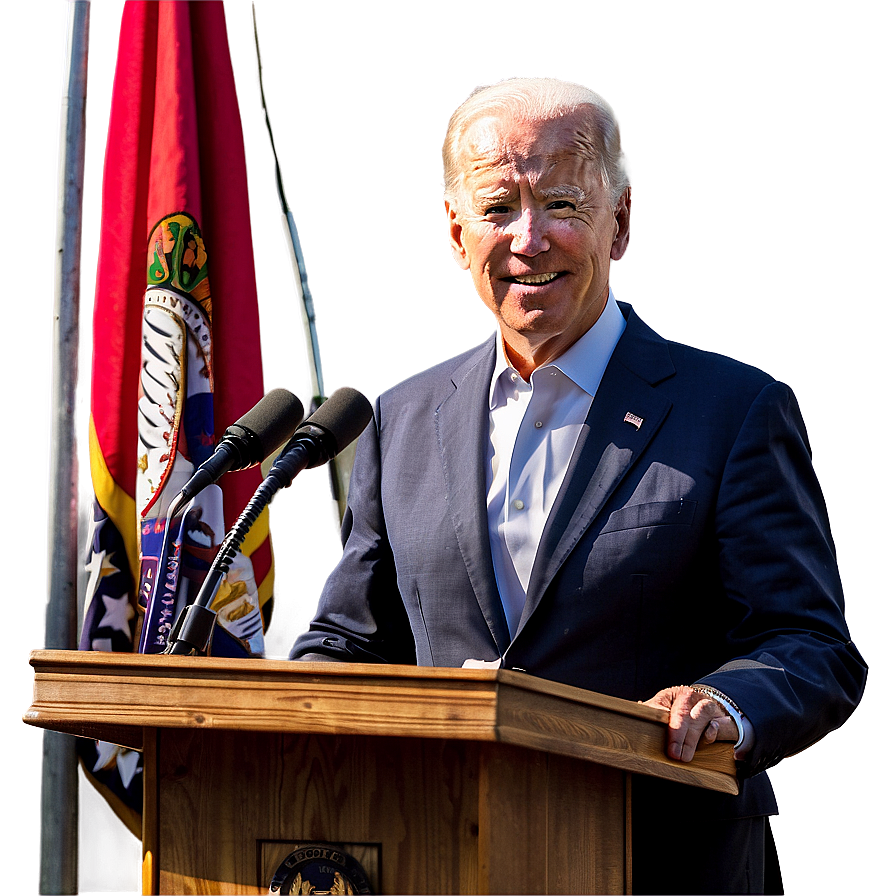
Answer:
[224,388,305,468]
[300,387,373,467]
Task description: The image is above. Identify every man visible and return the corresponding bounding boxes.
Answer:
[291,78,866,893]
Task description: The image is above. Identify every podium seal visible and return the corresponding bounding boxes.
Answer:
[269,843,373,894]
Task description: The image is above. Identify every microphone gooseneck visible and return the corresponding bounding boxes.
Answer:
[163,388,373,656]
[167,388,304,518]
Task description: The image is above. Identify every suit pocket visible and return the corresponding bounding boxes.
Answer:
[601,499,697,534]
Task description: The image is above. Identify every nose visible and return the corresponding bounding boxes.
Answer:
[507,208,549,256]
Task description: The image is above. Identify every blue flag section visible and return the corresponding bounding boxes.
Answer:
[78,503,143,835]
[80,503,137,655]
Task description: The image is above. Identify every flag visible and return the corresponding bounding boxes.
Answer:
[79,0,273,834]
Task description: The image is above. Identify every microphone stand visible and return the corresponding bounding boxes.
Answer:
[163,440,316,655]
[163,386,370,656]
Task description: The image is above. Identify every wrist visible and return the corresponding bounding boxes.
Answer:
[690,684,746,749]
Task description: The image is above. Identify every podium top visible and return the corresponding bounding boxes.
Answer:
[25,649,737,794]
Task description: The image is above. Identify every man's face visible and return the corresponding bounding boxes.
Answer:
[447,108,630,370]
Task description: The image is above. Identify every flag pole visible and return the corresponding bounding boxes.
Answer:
[250,8,324,404]
[42,1,89,892]
[251,4,356,523]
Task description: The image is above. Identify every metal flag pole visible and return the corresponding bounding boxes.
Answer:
[251,4,356,524]
[41,1,89,892]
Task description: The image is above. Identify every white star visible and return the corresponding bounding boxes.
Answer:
[83,548,106,608]
[117,749,142,789]
[84,511,106,560]
[91,742,142,790]
[84,546,121,611]
[92,740,120,773]
[98,591,135,636]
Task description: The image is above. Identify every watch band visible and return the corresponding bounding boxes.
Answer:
[690,684,746,749]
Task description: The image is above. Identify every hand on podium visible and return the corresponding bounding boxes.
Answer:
[643,685,755,763]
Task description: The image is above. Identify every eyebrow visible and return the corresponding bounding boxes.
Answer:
[476,186,513,201]
[537,184,588,203]
[472,184,588,205]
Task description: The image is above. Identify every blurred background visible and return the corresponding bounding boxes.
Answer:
[3,1,892,892]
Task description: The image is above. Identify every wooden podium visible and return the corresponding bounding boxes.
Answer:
[25,650,737,895]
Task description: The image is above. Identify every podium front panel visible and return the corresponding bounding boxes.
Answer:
[147,728,628,894]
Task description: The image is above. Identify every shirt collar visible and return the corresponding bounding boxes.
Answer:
[489,289,626,408]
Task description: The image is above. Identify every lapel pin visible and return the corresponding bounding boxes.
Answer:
[624,412,644,430]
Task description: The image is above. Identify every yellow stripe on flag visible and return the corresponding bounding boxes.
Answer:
[237,502,275,609]
[89,414,139,584]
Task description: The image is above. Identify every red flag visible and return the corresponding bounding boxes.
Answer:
[81,0,273,829]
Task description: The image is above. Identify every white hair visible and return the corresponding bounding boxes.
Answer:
[442,77,629,207]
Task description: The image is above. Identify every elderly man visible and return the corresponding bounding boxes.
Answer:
[291,78,866,894]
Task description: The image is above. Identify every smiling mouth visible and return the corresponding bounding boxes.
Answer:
[503,272,563,285]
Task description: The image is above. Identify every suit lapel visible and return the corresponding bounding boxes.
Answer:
[435,340,512,653]
[518,307,675,632]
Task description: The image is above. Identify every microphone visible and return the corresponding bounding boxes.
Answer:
[266,387,373,488]
[163,388,372,656]
[168,388,305,516]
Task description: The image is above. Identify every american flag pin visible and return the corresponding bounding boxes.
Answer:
[624,412,644,430]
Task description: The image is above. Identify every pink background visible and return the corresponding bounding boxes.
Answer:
[0,0,894,893]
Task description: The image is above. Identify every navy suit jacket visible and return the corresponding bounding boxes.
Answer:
[291,303,866,818]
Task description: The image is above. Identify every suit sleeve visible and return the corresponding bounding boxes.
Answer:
[289,397,416,664]
[696,381,866,777]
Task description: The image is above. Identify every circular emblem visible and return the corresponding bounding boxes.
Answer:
[269,844,373,895]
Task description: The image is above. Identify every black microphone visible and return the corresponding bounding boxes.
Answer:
[266,387,373,488]
[168,388,304,516]
[163,388,372,656]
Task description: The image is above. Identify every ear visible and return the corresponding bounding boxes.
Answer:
[446,199,471,270]
[610,187,631,261]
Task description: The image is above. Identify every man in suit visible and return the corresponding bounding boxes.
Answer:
[291,78,866,893]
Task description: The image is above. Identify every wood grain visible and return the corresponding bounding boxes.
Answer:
[477,742,549,894]
[495,681,736,793]
[24,650,736,794]
[151,729,630,894]
[545,753,626,895]
[155,730,481,894]
[477,743,628,894]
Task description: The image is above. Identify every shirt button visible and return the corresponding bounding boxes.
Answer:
[534,421,543,428]
[512,499,525,511]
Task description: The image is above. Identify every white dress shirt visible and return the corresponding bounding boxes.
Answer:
[485,291,626,636]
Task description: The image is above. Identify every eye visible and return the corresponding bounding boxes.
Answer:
[484,204,512,216]
[547,199,576,211]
